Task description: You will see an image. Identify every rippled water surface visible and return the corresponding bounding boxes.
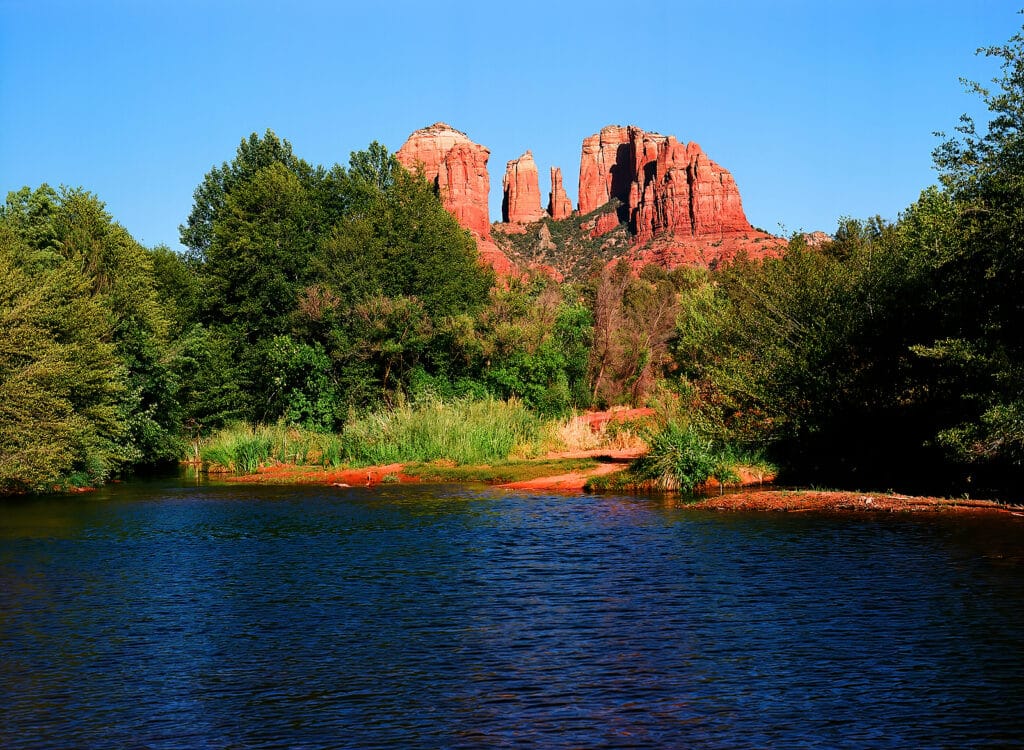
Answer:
[2,480,1024,748]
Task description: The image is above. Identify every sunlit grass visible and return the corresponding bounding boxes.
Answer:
[337,397,545,466]
[197,398,547,472]
[199,423,347,473]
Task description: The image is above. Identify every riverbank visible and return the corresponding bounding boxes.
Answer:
[218,458,1022,515]
[193,407,1016,513]
[681,490,1018,515]
[220,448,780,495]
[223,449,644,491]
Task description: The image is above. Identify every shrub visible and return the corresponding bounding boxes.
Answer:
[594,422,741,493]
[630,423,719,491]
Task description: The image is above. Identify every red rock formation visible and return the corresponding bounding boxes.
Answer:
[802,231,831,247]
[629,233,785,270]
[395,122,493,239]
[476,236,519,277]
[578,125,633,214]
[631,136,752,245]
[547,167,573,220]
[576,124,780,267]
[588,211,621,239]
[396,121,783,277]
[396,122,517,275]
[502,150,546,225]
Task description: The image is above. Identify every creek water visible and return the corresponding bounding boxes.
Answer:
[2,479,1023,748]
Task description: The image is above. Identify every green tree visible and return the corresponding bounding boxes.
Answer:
[180,130,306,258]
[0,224,125,490]
[929,21,1024,470]
[3,185,184,469]
[149,244,203,338]
[316,147,492,318]
[183,135,496,423]
[203,161,318,340]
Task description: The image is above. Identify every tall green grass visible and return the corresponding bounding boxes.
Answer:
[199,423,347,473]
[198,398,545,472]
[338,398,543,466]
[627,423,731,491]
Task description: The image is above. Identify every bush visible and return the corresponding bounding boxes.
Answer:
[630,424,717,490]
[594,423,740,493]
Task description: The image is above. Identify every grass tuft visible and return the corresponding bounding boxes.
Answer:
[586,423,771,494]
[338,397,544,466]
[196,398,546,473]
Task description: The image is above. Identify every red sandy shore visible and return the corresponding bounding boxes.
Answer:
[498,449,642,491]
[226,462,418,487]
[224,450,644,491]
[685,490,1018,515]
[222,463,1021,514]
[216,405,1017,512]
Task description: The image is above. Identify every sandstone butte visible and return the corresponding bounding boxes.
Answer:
[502,150,547,225]
[396,121,785,276]
[395,122,516,275]
[578,124,784,267]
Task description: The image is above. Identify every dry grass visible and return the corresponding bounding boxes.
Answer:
[544,413,650,454]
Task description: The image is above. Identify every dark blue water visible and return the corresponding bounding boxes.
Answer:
[2,480,1023,749]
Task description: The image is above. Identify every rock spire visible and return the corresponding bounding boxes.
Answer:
[501,150,546,224]
[547,167,573,220]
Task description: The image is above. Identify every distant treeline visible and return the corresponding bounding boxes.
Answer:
[2,27,1022,495]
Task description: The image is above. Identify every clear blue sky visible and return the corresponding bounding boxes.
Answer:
[1,0,1019,250]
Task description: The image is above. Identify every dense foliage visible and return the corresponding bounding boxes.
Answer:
[672,27,1024,494]
[3,24,1023,496]
[0,187,178,490]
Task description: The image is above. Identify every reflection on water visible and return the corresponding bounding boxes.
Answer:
[2,480,1023,748]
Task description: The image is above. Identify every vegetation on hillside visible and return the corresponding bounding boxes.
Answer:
[492,199,632,279]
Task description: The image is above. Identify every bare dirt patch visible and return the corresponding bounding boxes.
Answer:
[684,490,1016,515]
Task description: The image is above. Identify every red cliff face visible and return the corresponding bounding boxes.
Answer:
[502,150,546,224]
[578,125,632,214]
[396,122,493,239]
[396,122,516,276]
[577,124,781,267]
[548,167,573,220]
[632,136,753,244]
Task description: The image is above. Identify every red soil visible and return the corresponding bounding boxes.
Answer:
[499,451,637,492]
[685,490,1016,515]
[228,463,418,487]
[224,461,1018,514]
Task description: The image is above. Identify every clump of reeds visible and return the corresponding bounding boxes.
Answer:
[585,422,777,494]
[196,398,545,473]
[200,424,273,474]
[199,423,349,473]
[338,397,543,466]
